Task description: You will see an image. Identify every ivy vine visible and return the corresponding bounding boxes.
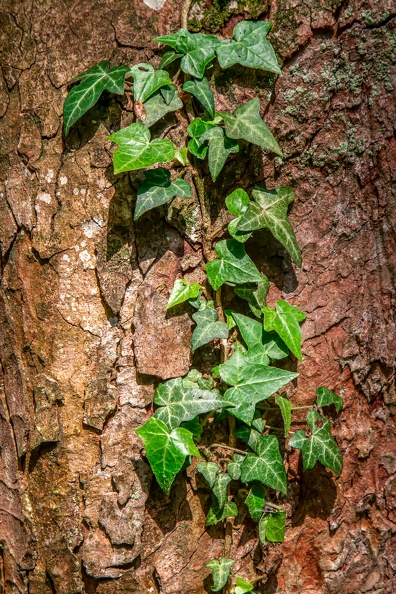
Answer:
[63,16,343,594]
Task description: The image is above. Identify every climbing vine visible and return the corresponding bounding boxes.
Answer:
[63,16,343,594]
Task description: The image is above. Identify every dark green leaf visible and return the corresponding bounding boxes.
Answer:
[245,483,266,521]
[275,393,292,437]
[160,50,183,69]
[206,240,263,291]
[109,123,175,173]
[244,344,269,366]
[237,186,302,267]
[192,306,229,352]
[64,61,129,134]
[240,434,287,493]
[316,386,343,412]
[227,453,244,480]
[235,425,261,452]
[213,473,232,508]
[232,312,288,359]
[206,558,235,592]
[136,417,200,495]
[181,417,203,438]
[259,511,286,544]
[135,168,191,219]
[222,98,282,156]
[199,127,239,181]
[234,279,269,317]
[206,500,238,526]
[216,21,281,74]
[197,461,220,488]
[167,278,200,309]
[143,86,183,127]
[262,300,306,361]
[183,77,215,118]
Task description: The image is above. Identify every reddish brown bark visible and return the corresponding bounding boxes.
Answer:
[0,0,395,592]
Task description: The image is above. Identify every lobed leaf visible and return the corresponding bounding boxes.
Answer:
[206,558,235,592]
[197,461,220,488]
[262,300,306,361]
[227,453,244,480]
[130,63,172,102]
[234,280,269,317]
[240,434,287,493]
[316,386,343,412]
[135,168,191,219]
[232,312,288,360]
[160,50,183,69]
[206,240,263,291]
[235,425,261,452]
[143,85,183,127]
[200,127,239,181]
[259,511,286,544]
[167,278,200,309]
[183,77,215,118]
[206,500,238,527]
[275,393,292,437]
[245,483,266,522]
[191,306,229,352]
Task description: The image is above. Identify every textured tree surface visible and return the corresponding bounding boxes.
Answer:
[0,0,395,592]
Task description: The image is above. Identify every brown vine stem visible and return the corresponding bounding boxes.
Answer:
[181,0,193,29]
[210,443,247,456]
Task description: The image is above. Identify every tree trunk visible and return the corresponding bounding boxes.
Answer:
[0,0,395,592]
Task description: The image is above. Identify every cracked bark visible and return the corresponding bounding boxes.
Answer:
[0,0,395,592]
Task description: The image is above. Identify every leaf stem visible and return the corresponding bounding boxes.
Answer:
[265,424,295,435]
[210,443,246,455]
[181,0,193,29]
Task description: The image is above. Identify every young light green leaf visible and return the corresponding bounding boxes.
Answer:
[227,453,244,480]
[153,377,232,430]
[191,306,229,352]
[143,86,183,127]
[109,122,175,173]
[175,147,189,166]
[234,279,269,317]
[216,21,281,74]
[232,312,288,360]
[130,63,172,102]
[289,408,342,475]
[135,168,191,219]
[259,511,286,544]
[262,300,306,361]
[197,461,220,488]
[213,473,232,508]
[183,77,215,118]
[206,240,263,291]
[245,483,266,521]
[240,434,287,493]
[316,386,343,412]
[167,278,200,309]
[222,98,282,156]
[160,50,183,69]
[206,558,235,592]
[136,417,200,495]
[200,127,239,181]
[64,61,129,135]
[235,576,254,593]
[235,425,261,452]
[206,500,238,527]
[237,186,302,267]
[154,29,220,79]
[275,393,292,437]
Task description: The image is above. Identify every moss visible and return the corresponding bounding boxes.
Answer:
[188,0,268,34]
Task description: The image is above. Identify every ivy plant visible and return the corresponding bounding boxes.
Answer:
[63,17,344,593]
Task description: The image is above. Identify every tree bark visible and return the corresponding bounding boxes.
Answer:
[0,0,395,592]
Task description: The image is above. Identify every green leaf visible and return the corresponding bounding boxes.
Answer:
[222,98,282,156]
[183,77,215,118]
[235,425,261,452]
[226,189,250,216]
[200,127,239,181]
[240,434,287,493]
[244,344,269,366]
[167,278,200,309]
[219,350,298,424]
[237,186,302,267]
[316,386,343,412]
[262,300,306,361]
[212,473,232,508]
[135,168,191,219]
[160,50,183,69]
[227,453,244,480]
[197,461,220,488]
[130,63,172,102]
[235,576,254,593]
[245,483,266,521]
[206,558,235,592]
[234,280,269,317]
[275,393,292,437]
[153,377,232,430]
[232,312,288,360]
[154,29,220,79]
[206,500,238,526]
[206,240,263,291]
[175,147,189,166]
[64,61,129,135]
[259,511,286,544]
[143,86,183,127]
[224,309,237,330]
[136,417,200,495]
[109,123,175,173]
[289,408,342,475]
[252,411,266,433]
[191,307,229,352]
[181,417,203,438]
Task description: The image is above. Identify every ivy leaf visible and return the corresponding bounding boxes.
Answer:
[234,279,269,317]
[175,147,189,166]
[240,434,287,493]
[259,511,286,544]
[154,29,220,79]
[235,425,261,452]
[206,558,235,592]
[316,386,343,412]
[197,461,220,488]
[219,350,298,424]
[135,168,191,219]
[136,417,200,495]
[206,240,263,291]
[252,410,266,433]
[244,344,269,366]
[224,309,237,330]
[262,300,306,361]
[64,61,129,135]
[235,577,254,593]
[160,50,183,69]
[222,98,282,156]
[212,473,232,508]
[200,127,239,181]
[225,188,251,243]
[183,77,215,118]
[167,278,200,309]
[143,86,183,127]
[227,453,244,480]
[217,21,281,74]
[187,116,218,159]
[289,408,342,475]
[130,63,172,102]
[181,417,203,439]
[206,500,238,527]
[245,483,266,522]
[191,307,229,352]
[237,186,302,267]
[275,393,292,437]
[153,377,232,430]
[232,312,288,360]
[109,122,175,173]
